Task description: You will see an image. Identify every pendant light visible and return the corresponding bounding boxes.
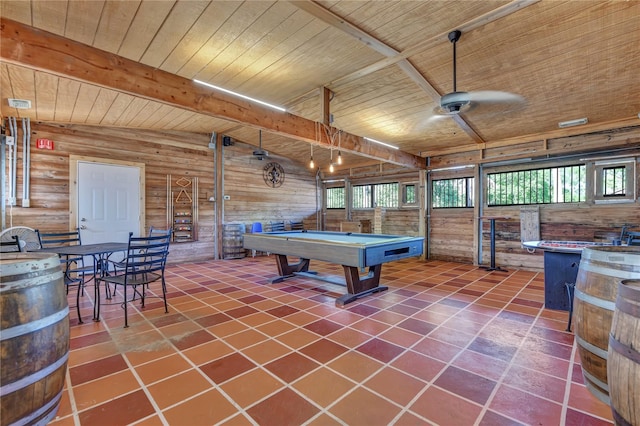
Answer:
[329,147,334,173]
[337,131,343,165]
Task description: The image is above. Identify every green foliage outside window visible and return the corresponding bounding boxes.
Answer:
[404,184,416,204]
[353,183,398,208]
[602,166,626,196]
[326,187,345,208]
[487,164,585,205]
[432,178,474,208]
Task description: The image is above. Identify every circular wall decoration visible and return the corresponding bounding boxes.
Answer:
[263,162,285,188]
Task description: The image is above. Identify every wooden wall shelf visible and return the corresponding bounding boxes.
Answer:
[167,175,198,243]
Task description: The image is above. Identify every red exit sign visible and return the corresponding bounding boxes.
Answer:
[36,138,54,150]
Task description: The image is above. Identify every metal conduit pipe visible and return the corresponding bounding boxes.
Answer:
[22,117,31,207]
[315,168,321,230]
[8,117,18,206]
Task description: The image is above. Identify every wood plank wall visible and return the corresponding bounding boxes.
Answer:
[2,121,319,262]
[323,169,421,237]
[479,201,640,272]
[428,127,640,271]
[4,120,639,272]
[221,141,319,231]
[326,209,420,236]
[429,209,475,263]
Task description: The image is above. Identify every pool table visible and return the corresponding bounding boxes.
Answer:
[243,230,424,306]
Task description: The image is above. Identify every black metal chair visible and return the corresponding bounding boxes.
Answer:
[96,230,171,327]
[0,235,22,252]
[149,226,172,239]
[627,231,640,246]
[36,229,92,322]
[106,226,171,274]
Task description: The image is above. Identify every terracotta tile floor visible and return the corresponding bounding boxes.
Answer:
[49,256,614,425]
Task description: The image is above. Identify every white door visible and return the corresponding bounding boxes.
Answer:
[77,161,141,246]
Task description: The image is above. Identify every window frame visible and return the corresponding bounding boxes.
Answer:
[431,177,475,209]
[325,186,346,209]
[351,182,399,209]
[485,163,586,206]
[593,158,636,204]
[401,182,419,208]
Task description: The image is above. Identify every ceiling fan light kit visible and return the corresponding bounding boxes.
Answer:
[438,92,472,114]
[253,130,268,160]
[558,117,588,128]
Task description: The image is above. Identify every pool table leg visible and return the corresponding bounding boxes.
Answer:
[270,254,312,283]
[336,264,388,307]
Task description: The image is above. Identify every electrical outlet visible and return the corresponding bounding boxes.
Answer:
[223,195,231,200]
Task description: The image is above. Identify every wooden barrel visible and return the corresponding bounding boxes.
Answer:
[608,279,640,426]
[1,253,69,426]
[573,246,640,404]
[222,223,246,259]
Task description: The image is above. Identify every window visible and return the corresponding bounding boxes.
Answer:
[402,183,418,207]
[352,185,371,208]
[326,187,345,208]
[353,183,399,208]
[602,166,626,196]
[594,159,636,203]
[486,165,585,206]
[375,183,398,208]
[432,177,474,208]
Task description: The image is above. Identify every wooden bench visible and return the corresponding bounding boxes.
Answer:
[289,221,304,231]
[269,221,285,232]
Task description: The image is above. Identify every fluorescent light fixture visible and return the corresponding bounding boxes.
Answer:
[193,79,285,112]
[364,137,399,149]
[558,117,588,128]
[429,164,474,172]
[8,99,31,109]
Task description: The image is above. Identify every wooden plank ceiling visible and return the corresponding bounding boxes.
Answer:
[1,0,639,170]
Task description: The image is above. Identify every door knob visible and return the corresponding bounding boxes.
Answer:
[80,225,87,230]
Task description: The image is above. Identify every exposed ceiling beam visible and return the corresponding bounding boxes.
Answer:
[0,18,425,169]
[325,0,539,88]
[288,0,538,144]
[290,0,486,143]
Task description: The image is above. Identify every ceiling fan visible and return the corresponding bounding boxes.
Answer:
[252,130,268,160]
[435,30,525,116]
[0,226,40,251]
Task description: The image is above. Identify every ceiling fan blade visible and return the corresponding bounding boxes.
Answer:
[467,90,525,104]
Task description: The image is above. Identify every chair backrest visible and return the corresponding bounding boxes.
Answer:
[627,231,640,246]
[36,229,82,249]
[149,226,172,237]
[122,230,171,275]
[0,235,22,252]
